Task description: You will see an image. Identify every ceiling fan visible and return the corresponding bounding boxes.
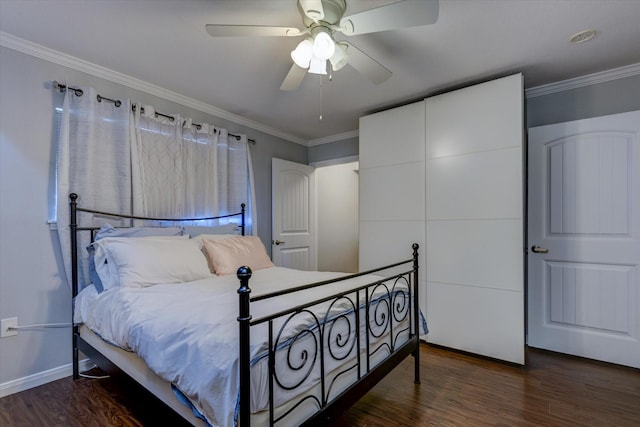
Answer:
[205,0,439,90]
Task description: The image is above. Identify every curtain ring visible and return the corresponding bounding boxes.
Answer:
[96,94,122,108]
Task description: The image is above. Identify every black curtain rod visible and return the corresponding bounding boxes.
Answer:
[130,105,254,144]
[53,81,83,96]
[53,81,122,107]
[53,81,256,144]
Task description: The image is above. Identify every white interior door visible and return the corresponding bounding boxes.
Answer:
[528,110,640,368]
[272,158,316,270]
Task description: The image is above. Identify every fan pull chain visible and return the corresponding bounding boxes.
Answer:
[319,75,323,121]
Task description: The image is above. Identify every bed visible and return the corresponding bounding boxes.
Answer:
[69,193,425,426]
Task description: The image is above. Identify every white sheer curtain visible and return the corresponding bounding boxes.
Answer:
[183,119,219,220]
[222,130,256,235]
[131,105,186,218]
[56,87,132,287]
[247,143,258,235]
[132,104,254,232]
[57,93,256,288]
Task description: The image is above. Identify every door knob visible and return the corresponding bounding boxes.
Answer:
[273,240,286,245]
[531,245,549,254]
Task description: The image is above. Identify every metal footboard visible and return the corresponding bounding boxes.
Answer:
[237,244,421,426]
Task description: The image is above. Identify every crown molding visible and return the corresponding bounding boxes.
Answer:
[307,129,359,146]
[526,62,640,98]
[0,32,307,145]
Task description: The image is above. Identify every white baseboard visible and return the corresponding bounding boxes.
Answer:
[0,358,94,398]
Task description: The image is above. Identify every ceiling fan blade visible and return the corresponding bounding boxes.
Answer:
[205,24,304,37]
[280,64,308,91]
[340,0,439,36]
[299,0,325,22]
[343,42,392,85]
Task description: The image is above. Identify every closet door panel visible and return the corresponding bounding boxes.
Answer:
[359,220,426,281]
[359,162,425,222]
[359,101,425,168]
[426,281,524,363]
[360,221,427,315]
[427,147,522,220]
[425,76,523,159]
[427,219,523,291]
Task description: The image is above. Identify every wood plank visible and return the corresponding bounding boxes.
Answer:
[1,344,639,426]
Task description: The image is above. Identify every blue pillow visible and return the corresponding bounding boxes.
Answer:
[182,223,239,237]
[86,245,104,292]
[87,223,183,292]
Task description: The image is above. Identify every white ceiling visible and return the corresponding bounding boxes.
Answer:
[1,0,639,144]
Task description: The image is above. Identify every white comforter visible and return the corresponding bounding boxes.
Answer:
[77,267,410,427]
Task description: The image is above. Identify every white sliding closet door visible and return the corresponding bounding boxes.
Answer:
[425,74,525,364]
[359,101,427,317]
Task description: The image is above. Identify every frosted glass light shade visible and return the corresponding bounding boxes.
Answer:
[291,38,314,68]
[329,42,349,71]
[313,31,335,60]
[308,57,327,75]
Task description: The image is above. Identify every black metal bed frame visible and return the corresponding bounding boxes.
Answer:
[70,193,421,426]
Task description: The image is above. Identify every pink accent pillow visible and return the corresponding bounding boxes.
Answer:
[202,236,275,276]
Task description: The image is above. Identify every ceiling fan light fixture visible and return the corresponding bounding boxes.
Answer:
[207,0,441,91]
[329,42,349,71]
[291,37,314,68]
[312,31,336,60]
[308,56,327,75]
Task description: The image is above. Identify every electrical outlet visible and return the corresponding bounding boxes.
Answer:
[1,317,18,338]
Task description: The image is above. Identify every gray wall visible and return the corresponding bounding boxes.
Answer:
[316,162,359,273]
[308,136,358,164]
[0,46,305,389]
[526,74,640,128]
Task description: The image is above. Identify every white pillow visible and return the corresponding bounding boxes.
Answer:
[93,235,189,290]
[96,235,211,288]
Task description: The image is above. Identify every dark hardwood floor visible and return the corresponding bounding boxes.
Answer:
[1,344,638,426]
